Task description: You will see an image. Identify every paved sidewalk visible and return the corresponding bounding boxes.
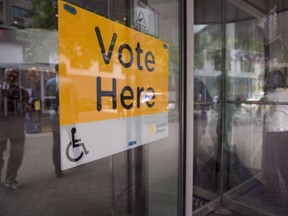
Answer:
[0,132,117,216]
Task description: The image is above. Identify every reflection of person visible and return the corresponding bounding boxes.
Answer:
[46,65,62,178]
[260,70,288,202]
[194,78,213,157]
[0,68,29,189]
[193,78,219,191]
[46,64,78,177]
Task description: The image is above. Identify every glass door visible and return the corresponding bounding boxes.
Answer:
[223,1,288,215]
[193,0,288,215]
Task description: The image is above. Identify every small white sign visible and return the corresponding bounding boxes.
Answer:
[133,1,159,37]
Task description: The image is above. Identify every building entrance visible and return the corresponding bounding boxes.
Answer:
[193,1,288,215]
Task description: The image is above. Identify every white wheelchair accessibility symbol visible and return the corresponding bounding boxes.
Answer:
[66,127,89,162]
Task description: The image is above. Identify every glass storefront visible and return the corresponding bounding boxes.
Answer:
[2,0,288,215]
[0,0,183,216]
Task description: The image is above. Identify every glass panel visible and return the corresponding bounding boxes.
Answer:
[0,1,182,216]
[193,0,222,210]
[224,0,288,214]
[224,2,264,192]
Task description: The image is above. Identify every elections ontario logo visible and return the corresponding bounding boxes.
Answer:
[149,122,168,138]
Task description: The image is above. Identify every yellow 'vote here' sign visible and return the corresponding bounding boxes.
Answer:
[58,1,169,170]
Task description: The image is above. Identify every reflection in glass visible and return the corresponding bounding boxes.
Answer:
[194,1,288,215]
[193,0,222,210]
[0,0,182,216]
[45,65,62,177]
[224,1,288,215]
[0,68,29,189]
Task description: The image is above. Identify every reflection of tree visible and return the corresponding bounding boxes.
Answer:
[30,0,58,30]
[23,29,58,63]
[14,0,58,63]
[194,26,221,70]
[166,40,179,77]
